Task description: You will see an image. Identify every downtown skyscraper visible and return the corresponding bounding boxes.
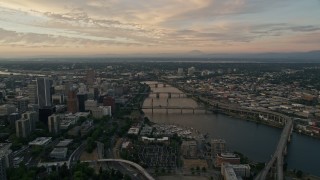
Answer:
[36,78,52,108]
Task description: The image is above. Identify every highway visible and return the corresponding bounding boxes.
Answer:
[67,141,86,168]
[82,159,155,180]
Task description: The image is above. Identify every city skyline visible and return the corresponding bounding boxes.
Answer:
[0,0,320,58]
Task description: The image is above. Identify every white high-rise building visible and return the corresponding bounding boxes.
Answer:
[15,119,31,138]
[48,114,60,134]
[22,111,38,131]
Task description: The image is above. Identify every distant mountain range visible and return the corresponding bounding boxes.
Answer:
[1,50,320,62]
[91,50,320,59]
[148,50,320,59]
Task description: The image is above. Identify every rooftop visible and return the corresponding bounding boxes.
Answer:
[50,148,68,159]
[29,137,52,146]
[219,153,239,158]
[51,147,68,154]
[56,139,73,147]
[211,139,226,143]
[0,143,12,155]
[182,140,197,146]
[128,127,140,135]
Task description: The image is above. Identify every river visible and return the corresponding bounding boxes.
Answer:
[0,70,45,76]
[142,82,320,176]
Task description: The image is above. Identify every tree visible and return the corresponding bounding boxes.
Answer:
[196,166,200,171]
[86,137,96,153]
[59,163,69,178]
[161,168,166,174]
[31,146,44,156]
[143,117,151,125]
[124,174,131,180]
[72,162,94,179]
[78,117,87,124]
[296,170,303,178]
[73,171,87,180]
[114,170,124,179]
[48,172,59,180]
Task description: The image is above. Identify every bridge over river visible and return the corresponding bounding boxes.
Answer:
[201,98,294,180]
[142,81,294,179]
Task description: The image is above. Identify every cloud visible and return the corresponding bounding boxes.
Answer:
[250,24,320,36]
[0,0,320,55]
[0,28,142,48]
[290,25,320,32]
[162,0,291,26]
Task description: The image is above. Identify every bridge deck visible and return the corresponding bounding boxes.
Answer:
[199,97,292,180]
[82,159,155,180]
[142,106,205,110]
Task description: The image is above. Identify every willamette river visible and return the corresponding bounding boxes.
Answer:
[142,82,320,176]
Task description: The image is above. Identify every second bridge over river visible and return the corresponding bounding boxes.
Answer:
[142,105,207,114]
[134,92,189,98]
[142,96,207,114]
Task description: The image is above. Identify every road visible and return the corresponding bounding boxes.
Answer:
[68,141,86,168]
[82,159,155,180]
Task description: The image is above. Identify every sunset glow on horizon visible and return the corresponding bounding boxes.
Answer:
[0,0,320,57]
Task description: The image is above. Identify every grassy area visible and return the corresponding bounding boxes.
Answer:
[80,147,99,161]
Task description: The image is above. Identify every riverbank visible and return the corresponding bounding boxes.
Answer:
[142,81,320,177]
[220,111,284,129]
[216,109,320,140]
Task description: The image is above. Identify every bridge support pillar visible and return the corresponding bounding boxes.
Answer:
[288,134,291,143]
[156,92,160,98]
[168,93,171,98]
[155,83,158,88]
[284,146,287,156]
[151,98,154,115]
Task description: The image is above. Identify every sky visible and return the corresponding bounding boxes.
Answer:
[0,0,320,57]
